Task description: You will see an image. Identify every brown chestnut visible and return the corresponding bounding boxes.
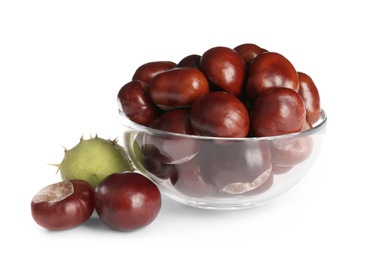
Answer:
[251,87,306,137]
[132,61,176,85]
[271,165,293,175]
[117,80,160,126]
[234,43,267,66]
[148,109,195,135]
[199,46,246,96]
[208,140,272,195]
[141,144,178,183]
[191,91,250,138]
[173,156,214,198]
[149,67,209,110]
[270,136,314,167]
[146,109,200,164]
[94,172,162,231]
[31,179,95,230]
[176,54,201,68]
[298,71,321,124]
[245,52,299,101]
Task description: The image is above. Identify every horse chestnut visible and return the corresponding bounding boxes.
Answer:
[146,109,200,164]
[270,136,314,167]
[251,87,306,137]
[199,46,246,96]
[132,61,176,85]
[173,156,214,197]
[31,179,95,230]
[245,52,299,101]
[298,71,321,124]
[94,172,162,232]
[191,91,250,138]
[234,43,267,66]
[149,67,209,110]
[141,143,178,183]
[176,54,201,68]
[208,140,272,195]
[117,80,160,126]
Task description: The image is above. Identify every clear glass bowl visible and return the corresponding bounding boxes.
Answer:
[119,109,327,210]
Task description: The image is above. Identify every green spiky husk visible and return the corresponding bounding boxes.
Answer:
[57,135,133,187]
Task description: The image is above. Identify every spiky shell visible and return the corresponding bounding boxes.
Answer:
[57,135,133,187]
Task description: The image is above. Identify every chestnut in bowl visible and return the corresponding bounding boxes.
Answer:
[234,43,267,66]
[132,60,176,85]
[245,52,299,101]
[250,87,306,137]
[149,67,209,110]
[199,46,246,96]
[190,91,250,138]
[298,71,321,124]
[176,54,201,68]
[146,109,200,164]
[119,109,327,210]
[117,80,160,126]
[207,139,272,195]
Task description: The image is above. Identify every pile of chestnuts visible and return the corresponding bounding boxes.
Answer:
[31,172,162,231]
[117,43,322,197]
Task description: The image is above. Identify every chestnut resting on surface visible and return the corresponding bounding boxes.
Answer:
[31,179,95,230]
[94,172,162,232]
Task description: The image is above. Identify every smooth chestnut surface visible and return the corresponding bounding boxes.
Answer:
[191,91,250,138]
[208,140,272,195]
[117,80,160,126]
[272,165,294,175]
[142,143,178,183]
[146,109,200,164]
[176,54,201,68]
[173,156,214,198]
[148,109,195,135]
[234,43,267,66]
[251,87,306,137]
[298,71,321,124]
[132,61,176,85]
[150,67,209,110]
[199,46,246,96]
[245,52,299,101]
[94,172,161,231]
[270,136,314,167]
[31,179,95,231]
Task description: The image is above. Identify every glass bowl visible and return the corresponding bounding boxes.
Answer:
[119,109,327,210]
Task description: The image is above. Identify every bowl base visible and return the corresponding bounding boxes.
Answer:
[163,191,272,210]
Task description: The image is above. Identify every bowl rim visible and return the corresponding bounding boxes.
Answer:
[119,109,327,141]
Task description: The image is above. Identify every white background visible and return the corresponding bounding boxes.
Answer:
[1,0,374,259]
